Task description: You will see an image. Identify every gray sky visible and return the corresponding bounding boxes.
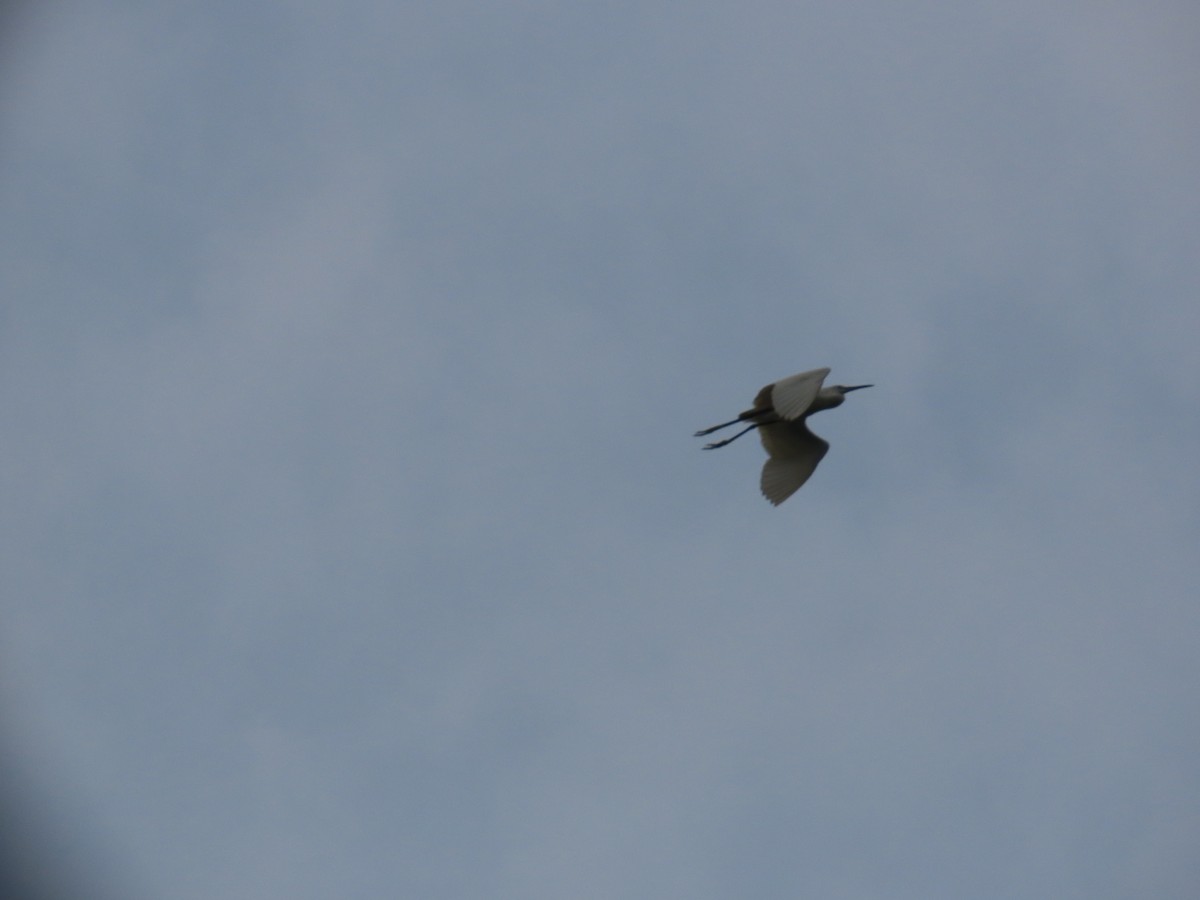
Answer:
[2,2,1198,898]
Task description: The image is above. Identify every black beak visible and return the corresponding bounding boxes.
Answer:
[843,384,873,392]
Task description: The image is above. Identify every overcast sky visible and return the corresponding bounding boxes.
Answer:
[2,3,1198,898]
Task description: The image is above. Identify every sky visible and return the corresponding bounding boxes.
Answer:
[1,2,1198,898]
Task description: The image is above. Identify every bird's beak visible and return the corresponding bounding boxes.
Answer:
[843,384,873,392]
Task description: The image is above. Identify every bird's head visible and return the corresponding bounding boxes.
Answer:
[815,382,872,410]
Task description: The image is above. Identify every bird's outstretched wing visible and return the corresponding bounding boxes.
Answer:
[758,419,829,505]
[766,367,830,420]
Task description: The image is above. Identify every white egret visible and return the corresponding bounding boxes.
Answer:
[695,367,871,505]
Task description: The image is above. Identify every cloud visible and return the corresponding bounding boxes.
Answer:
[2,2,1198,898]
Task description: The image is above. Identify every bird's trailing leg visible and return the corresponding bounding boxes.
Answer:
[693,417,742,437]
[702,422,760,449]
[694,408,769,438]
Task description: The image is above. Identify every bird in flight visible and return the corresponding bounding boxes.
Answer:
[695,367,871,505]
